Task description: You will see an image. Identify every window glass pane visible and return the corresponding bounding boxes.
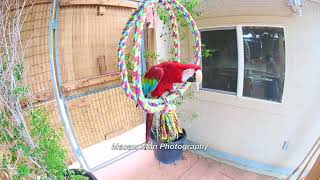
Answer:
[201,29,238,93]
[242,27,285,102]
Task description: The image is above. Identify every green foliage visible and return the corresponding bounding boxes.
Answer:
[13,63,24,81]
[0,108,70,179]
[0,111,32,179]
[125,53,134,82]
[13,85,29,101]
[0,52,79,179]
[202,44,216,59]
[70,175,89,180]
[144,50,159,62]
[157,0,202,42]
[30,108,68,179]
[172,84,200,133]
[67,169,90,180]
[157,0,202,34]
[125,53,133,71]
[157,0,215,63]
[17,164,31,177]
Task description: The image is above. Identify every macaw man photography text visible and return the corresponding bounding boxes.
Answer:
[112,143,208,151]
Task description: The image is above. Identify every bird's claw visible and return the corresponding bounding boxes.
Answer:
[172,85,183,97]
[160,95,169,105]
[174,89,183,100]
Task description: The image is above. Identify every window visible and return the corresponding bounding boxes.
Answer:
[201,26,286,103]
[201,28,238,94]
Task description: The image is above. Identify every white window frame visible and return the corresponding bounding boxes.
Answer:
[199,26,237,96]
[199,25,287,104]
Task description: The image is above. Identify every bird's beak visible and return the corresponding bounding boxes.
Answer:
[187,70,202,83]
[186,73,196,82]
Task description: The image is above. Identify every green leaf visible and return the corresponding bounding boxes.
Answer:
[2,157,9,170]
[13,63,24,81]
[17,164,31,177]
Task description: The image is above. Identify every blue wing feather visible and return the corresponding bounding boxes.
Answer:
[142,67,164,98]
[142,79,159,98]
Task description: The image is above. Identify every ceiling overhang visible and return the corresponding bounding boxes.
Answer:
[288,0,304,16]
[199,0,307,19]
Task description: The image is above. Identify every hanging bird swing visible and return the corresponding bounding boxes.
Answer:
[117,0,202,143]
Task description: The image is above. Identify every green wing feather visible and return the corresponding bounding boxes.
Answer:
[142,66,164,98]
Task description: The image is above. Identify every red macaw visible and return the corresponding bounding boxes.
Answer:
[142,61,202,143]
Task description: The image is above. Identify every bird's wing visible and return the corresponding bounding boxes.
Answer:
[142,66,164,98]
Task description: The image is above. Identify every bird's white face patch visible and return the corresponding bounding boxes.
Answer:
[182,69,195,81]
[195,70,203,90]
[195,70,203,83]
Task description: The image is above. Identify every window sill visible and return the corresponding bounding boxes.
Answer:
[196,89,288,115]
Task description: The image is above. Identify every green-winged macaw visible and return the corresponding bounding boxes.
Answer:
[142,61,202,143]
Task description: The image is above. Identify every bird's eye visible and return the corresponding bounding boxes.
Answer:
[182,69,195,82]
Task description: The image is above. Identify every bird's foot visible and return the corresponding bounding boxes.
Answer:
[174,88,183,100]
[160,95,169,105]
[172,85,182,97]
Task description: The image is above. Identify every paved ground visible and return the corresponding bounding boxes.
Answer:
[93,150,277,180]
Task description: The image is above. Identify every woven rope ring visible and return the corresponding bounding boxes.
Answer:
[118,0,202,114]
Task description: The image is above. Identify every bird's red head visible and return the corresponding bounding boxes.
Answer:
[158,61,202,84]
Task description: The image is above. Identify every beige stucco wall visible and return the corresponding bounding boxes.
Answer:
[179,0,320,170]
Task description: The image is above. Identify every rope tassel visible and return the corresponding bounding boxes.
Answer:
[159,110,182,141]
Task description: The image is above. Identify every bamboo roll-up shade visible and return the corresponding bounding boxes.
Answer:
[58,4,135,95]
[22,3,54,102]
[21,0,136,101]
[67,87,143,148]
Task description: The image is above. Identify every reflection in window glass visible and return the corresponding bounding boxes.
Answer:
[201,29,238,93]
[242,27,285,102]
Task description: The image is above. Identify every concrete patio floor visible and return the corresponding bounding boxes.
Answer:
[93,150,277,180]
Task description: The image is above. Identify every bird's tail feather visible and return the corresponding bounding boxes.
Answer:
[146,113,153,143]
